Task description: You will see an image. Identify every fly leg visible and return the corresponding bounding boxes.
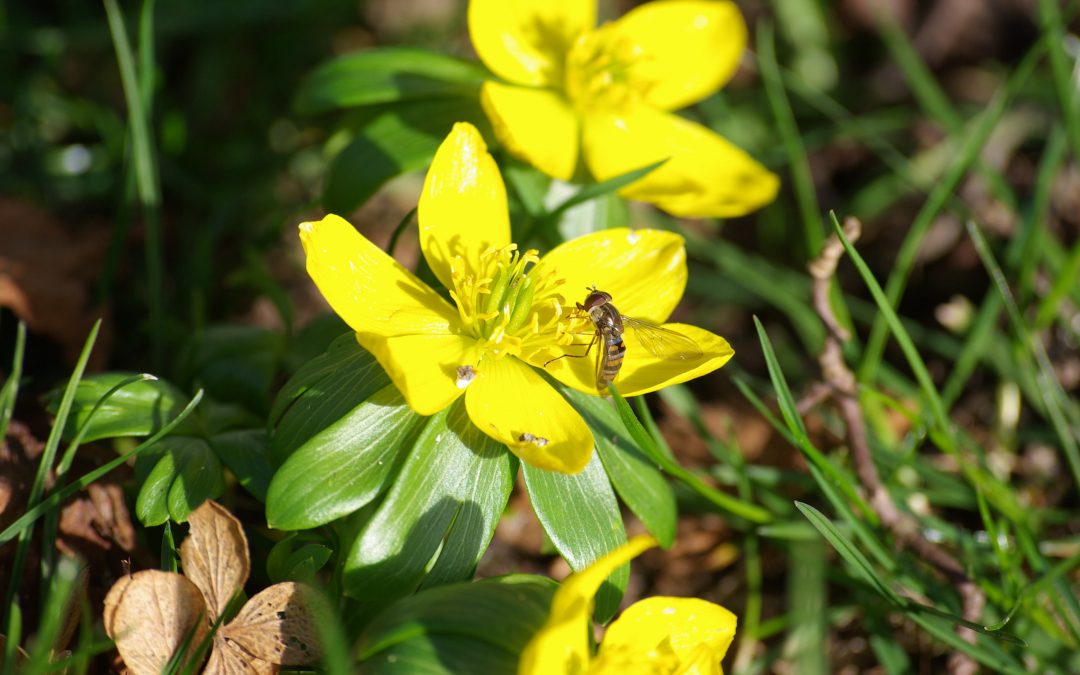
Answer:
[544,332,598,368]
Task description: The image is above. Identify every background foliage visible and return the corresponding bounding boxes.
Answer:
[2,0,1080,673]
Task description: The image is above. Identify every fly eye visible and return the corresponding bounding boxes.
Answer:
[583,290,609,309]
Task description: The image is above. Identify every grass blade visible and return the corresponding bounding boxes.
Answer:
[757,21,823,258]
[965,220,1080,491]
[857,40,1045,382]
[607,385,771,524]
[104,0,164,368]
[0,389,204,545]
[752,317,873,519]
[0,322,26,442]
[833,217,950,434]
[1,320,100,634]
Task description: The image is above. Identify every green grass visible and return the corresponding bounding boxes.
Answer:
[4,1,1080,672]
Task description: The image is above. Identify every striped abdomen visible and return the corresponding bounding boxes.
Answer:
[597,333,626,391]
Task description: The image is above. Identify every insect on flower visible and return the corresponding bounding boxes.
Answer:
[548,286,703,393]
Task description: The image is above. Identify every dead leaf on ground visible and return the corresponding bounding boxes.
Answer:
[103,571,209,675]
[0,198,111,367]
[103,500,323,675]
[179,500,251,622]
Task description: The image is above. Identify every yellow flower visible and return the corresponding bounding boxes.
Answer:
[520,535,737,674]
[469,0,779,218]
[299,122,733,474]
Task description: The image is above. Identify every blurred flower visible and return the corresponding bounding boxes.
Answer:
[519,535,737,675]
[299,122,733,474]
[469,0,778,218]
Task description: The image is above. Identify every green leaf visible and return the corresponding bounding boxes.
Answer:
[752,317,872,518]
[294,47,488,115]
[564,389,676,548]
[796,502,1027,646]
[135,436,226,525]
[795,502,902,604]
[522,451,627,623]
[208,429,275,502]
[266,384,424,531]
[555,190,630,241]
[323,98,491,214]
[282,313,350,374]
[357,575,556,675]
[547,160,665,218]
[49,372,188,442]
[270,333,390,465]
[0,390,204,545]
[607,385,771,524]
[266,535,333,583]
[180,325,283,415]
[0,322,26,442]
[360,634,518,675]
[343,400,515,603]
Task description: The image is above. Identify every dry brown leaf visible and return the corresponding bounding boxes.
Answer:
[219,582,322,667]
[204,641,278,675]
[180,500,250,622]
[0,198,110,366]
[104,501,322,674]
[103,570,209,675]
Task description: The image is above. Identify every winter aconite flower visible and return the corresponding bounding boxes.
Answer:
[519,536,737,675]
[469,0,779,218]
[299,122,733,474]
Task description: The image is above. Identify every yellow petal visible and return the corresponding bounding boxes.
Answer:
[582,107,779,218]
[529,324,733,397]
[418,122,512,291]
[469,0,595,87]
[481,81,580,181]
[611,1,747,111]
[599,597,737,672]
[464,356,593,473]
[518,536,657,675]
[299,214,460,337]
[359,333,480,416]
[534,228,687,324]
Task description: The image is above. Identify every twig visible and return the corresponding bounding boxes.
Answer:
[808,216,984,675]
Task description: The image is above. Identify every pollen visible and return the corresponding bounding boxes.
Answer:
[563,25,653,114]
[448,244,567,360]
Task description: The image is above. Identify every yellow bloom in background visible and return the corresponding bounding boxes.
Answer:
[300,122,733,474]
[520,535,737,674]
[469,0,779,218]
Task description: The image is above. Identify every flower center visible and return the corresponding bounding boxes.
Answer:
[563,25,651,114]
[449,244,566,359]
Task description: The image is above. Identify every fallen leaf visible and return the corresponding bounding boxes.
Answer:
[103,570,209,675]
[179,500,250,622]
[103,500,323,674]
[219,582,322,666]
[0,198,110,366]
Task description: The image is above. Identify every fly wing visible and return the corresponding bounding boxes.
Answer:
[622,317,703,360]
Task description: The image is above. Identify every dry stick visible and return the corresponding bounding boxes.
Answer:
[807,217,984,675]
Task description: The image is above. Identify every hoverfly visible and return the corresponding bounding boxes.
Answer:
[547,287,702,392]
